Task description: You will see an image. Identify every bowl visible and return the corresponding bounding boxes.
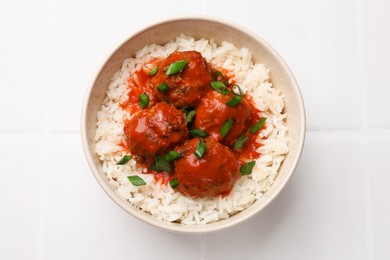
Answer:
[81,16,305,233]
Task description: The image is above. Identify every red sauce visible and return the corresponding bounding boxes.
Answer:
[121,51,266,198]
[233,99,264,162]
[174,137,239,197]
[123,102,188,165]
[192,91,252,147]
[150,51,213,108]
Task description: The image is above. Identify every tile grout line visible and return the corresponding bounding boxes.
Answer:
[356,0,375,259]
[36,0,56,259]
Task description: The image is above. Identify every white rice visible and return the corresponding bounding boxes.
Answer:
[95,34,288,225]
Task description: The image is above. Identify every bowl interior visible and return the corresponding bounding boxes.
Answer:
[82,17,305,233]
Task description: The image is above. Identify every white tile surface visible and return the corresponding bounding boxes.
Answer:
[365,0,390,128]
[0,1,46,132]
[206,132,368,259]
[1,0,390,259]
[44,134,201,260]
[0,134,43,259]
[367,132,390,260]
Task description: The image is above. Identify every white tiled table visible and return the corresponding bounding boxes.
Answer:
[1,0,389,259]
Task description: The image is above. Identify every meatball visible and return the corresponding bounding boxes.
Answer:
[150,51,213,108]
[123,102,188,164]
[174,137,239,197]
[192,91,252,146]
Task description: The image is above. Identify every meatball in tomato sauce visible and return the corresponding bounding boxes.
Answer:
[192,91,252,147]
[150,51,213,108]
[174,137,239,197]
[123,102,188,164]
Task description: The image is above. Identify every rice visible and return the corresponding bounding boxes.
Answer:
[95,34,289,225]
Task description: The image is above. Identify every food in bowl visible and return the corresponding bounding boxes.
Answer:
[95,34,288,225]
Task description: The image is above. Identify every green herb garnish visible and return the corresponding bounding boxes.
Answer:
[240,161,256,175]
[164,151,181,162]
[233,135,249,149]
[154,155,172,173]
[194,139,206,159]
[189,129,209,138]
[213,71,229,86]
[149,66,158,76]
[182,106,193,115]
[166,60,188,75]
[226,95,243,107]
[127,175,146,186]
[157,82,169,93]
[231,85,244,96]
[117,155,132,165]
[220,118,233,138]
[138,92,149,108]
[250,118,267,134]
[169,179,179,189]
[210,81,230,95]
[185,110,196,123]
[227,85,244,107]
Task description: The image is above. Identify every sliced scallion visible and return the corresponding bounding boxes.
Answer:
[189,129,209,138]
[117,155,132,165]
[234,135,249,150]
[138,92,149,108]
[166,60,188,75]
[240,161,256,175]
[164,151,181,162]
[210,81,230,95]
[127,175,146,186]
[250,118,267,134]
[213,71,229,86]
[226,95,243,107]
[157,82,169,93]
[150,163,157,171]
[232,85,244,96]
[220,118,233,138]
[182,106,193,115]
[169,179,179,189]
[154,155,172,173]
[149,66,158,76]
[194,139,206,159]
[185,110,196,123]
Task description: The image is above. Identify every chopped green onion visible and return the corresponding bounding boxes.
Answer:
[138,92,149,108]
[117,155,132,165]
[182,106,193,115]
[127,175,146,186]
[240,161,256,175]
[166,60,188,75]
[250,118,267,134]
[194,139,206,159]
[169,179,179,189]
[231,85,244,96]
[149,66,158,76]
[220,118,233,138]
[234,135,249,149]
[150,163,157,171]
[164,151,181,162]
[154,156,172,173]
[186,110,196,123]
[189,129,209,138]
[210,81,230,95]
[226,95,243,107]
[157,82,169,93]
[213,71,229,86]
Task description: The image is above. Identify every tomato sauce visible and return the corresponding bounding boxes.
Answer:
[121,50,266,198]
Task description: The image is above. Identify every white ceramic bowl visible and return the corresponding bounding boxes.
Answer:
[81,16,305,233]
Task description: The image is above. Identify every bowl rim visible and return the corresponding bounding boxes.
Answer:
[81,15,306,234]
